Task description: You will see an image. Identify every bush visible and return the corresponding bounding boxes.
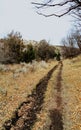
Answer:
[61,34,81,58]
[37,40,56,61]
[62,46,80,58]
[21,44,36,63]
[56,52,61,61]
[3,31,24,63]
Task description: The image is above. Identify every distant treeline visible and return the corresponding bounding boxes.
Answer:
[0,31,80,64]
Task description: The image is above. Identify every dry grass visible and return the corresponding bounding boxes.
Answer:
[0,55,81,130]
[0,60,57,129]
[32,55,81,130]
[62,55,81,130]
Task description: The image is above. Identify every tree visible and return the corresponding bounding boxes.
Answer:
[21,44,36,63]
[71,29,81,51]
[4,31,24,63]
[32,0,81,17]
[37,40,56,61]
[61,32,80,58]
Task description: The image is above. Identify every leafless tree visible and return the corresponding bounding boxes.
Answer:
[61,31,81,58]
[32,0,81,17]
[71,29,81,51]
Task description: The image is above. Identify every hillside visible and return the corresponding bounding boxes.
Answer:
[0,55,81,130]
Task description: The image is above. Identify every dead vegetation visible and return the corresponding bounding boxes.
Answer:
[4,64,58,130]
[0,60,57,130]
[62,55,81,130]
[0,55,81,130]
[30,55,81,130]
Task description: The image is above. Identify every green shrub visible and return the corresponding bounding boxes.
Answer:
[37,40,56,61]
[21,44,35,63]
[3,31,24,63]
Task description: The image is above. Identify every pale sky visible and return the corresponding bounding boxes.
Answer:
[0,0,73,45]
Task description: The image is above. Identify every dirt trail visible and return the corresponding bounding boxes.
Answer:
[4,64,59,130]
[49,61,63,130]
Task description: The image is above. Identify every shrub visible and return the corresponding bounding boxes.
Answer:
[62,45,80,58]
[3,31,24,63]
[61,34,81,58]
[21,44,36,63]
[56,52,61,61]
[37,40,56,61]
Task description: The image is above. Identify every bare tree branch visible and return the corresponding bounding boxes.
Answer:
[36,4,80,17]
[33,0,53,9]
[32,0,74,8]
[71,11,81,20]
[32,0,81,17]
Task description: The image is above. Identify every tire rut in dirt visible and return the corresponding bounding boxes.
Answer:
[49,61,63,130]
[4,64,58,130]
[49,109,63,130]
